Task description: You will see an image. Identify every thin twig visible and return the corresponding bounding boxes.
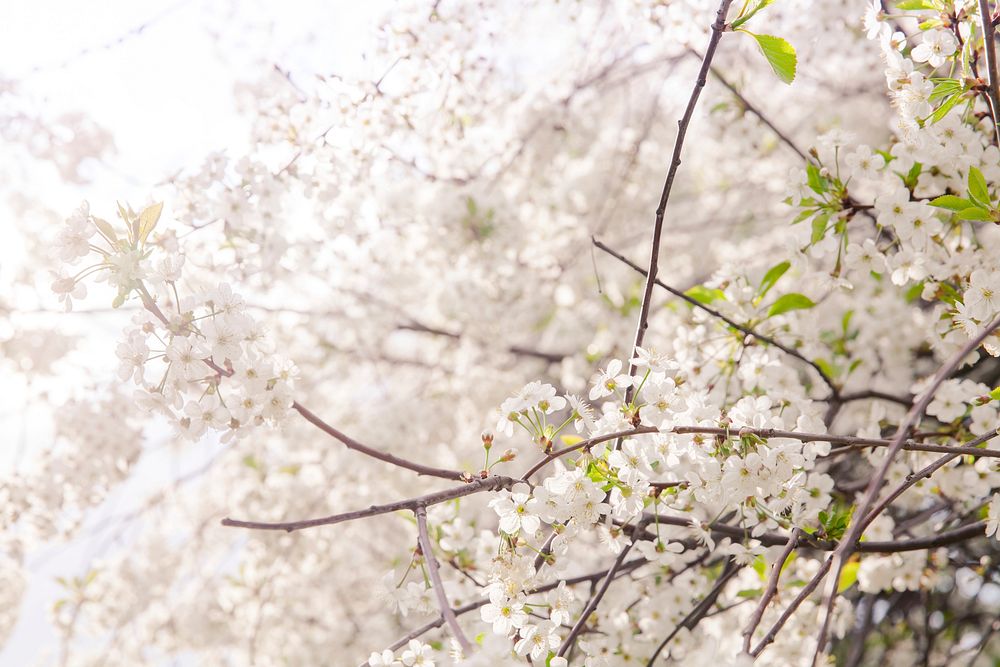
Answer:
[357,558,648,667]
[742,528,802,653]
[557,524,642,657]
[812,314,1000,664]
[594,238,841,398]
[292,402,467,481]
[623,0,736,400]
[646,560,742,665]
[415,506,472,652]
[221,476,514,532]
[978,0,1000,142]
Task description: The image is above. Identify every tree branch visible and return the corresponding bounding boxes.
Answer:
[646,559,742,665]
[978,0,1000,142]
[557,523,642,657]
[221,475,514,532]
[594,237,841,398]
[415,506,472,652]
[623,0,736,400]
[742,528,802,653]
[813,314,1000,663]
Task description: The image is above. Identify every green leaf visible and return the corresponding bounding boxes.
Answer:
[138,202,163,243]
[806,164,828,196]
[929,78,963,102]
[810,213,830,244]
[929,195,976,211]
[957,207,993,221]
[767,293,816,317]
[791,208,816,224]
[730,0,775,29]
[989,386,1000,401]
[895,0,939,7]
[902,161,922,189]
[736,588,764,598]
[744,32,797,85]
[560,434,584,447]
[929,91,964,124]
[758,261,790,298]
[837,561,860,593]
[92,216,118,243]
[684,285,726,305]
[968,167,991,208]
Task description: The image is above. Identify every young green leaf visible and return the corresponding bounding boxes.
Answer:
[837,561,860,593]
[767,293,816,317]
[684,285,727,304]
[758,261,791,298]
[894,0,939,9]
[810,214,830,244]
[968,167,990,208]
[730,0,775,29]
[929,194,976,211]
[957,207,993,221]
[744,32,797,85]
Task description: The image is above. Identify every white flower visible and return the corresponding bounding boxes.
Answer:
[986,494,1000,540]
[51,274,87,311]
[964,269,1000,321]
[589,359,632,400]
[166,336,207,379]
[480,589,528,635]
[631,346,675,374]
[488,484,541,535]
[116,332,149,383]
[400,639,434,666]
[911,29,957,68]
[844,145,885,181]
[368,649,400,667]
[201,317,243,362]
[514,622,560,659]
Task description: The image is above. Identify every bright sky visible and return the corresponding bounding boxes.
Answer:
[1,1,386,662]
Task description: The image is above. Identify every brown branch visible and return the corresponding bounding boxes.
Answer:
[136,282,467,482]
[594,237,841,398]
[703,57,808,161]
[670,425,1000,459]
[813,314,1000,663]
[291,402,467,481]
[221,475,514,532]
[623,0,736,401]
[415,506,472,652]
[751,556,833,657]
[742,528,803,653]
[979,0,1000,142]
[556,523,643,657]
[358,557,648,667]
[646,559,742,665]
[520,426,659,481]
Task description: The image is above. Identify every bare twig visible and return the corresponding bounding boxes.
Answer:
[978,0,1000,142]
[594,238,841,398]
[137,282,468,482]
[557,524,642,657]
[646,560,742,665]
[743,529,803,653]
[292,402,467,481]
[623,0,736,400]
[416,506,472,652]
[358,557,648,667]
[221,476,514,532]
[813,314,1000,663]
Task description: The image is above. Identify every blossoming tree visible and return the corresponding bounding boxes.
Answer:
[7,0,1000,665]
